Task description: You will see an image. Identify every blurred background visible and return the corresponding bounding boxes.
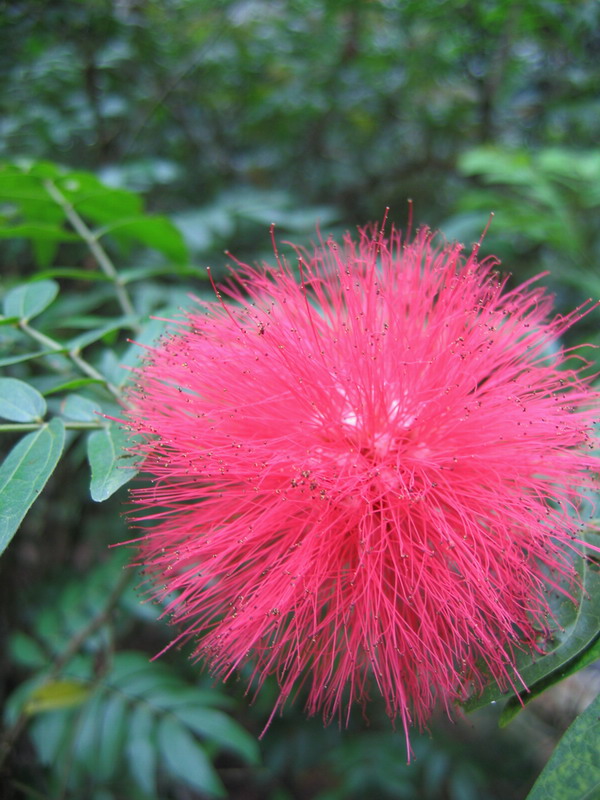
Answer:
[1,1,599,798]
[3,0,600,289]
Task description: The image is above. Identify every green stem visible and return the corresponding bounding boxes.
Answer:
[0,568,133,772]
[42,179,137,322]
[70,350,118,395]
[52,568,132,676]
[0,421,105,433]
[18,321,64,352]
[19,321,121,400]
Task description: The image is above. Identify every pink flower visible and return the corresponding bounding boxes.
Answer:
[125,224,598,747]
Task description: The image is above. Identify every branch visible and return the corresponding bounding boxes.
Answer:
[19,321,121,400]
[0,421,104,433]
[42,179,136,320]
[0,568,133,771]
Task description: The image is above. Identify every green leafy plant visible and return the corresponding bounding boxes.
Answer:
[1,159,598,800]
[0,159,193,555]
[4,553,259,798]
[526,692,600,800]
[442,146,600,317]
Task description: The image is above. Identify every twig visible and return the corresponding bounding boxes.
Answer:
[0,568,133,772]
[19,321,121,400]
[52,568,132,676]
[0,422,105,433]
[42,178,136,321]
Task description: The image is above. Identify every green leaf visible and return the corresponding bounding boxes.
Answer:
[98,215,188,263]
[72,689,105,772]
[174,706,260,765]
[458,146,535,185]
[464,547,600,713]
[2,279,59,321]
[29,707,72,767]
[43,378,105,396]
[9,632,48,669]
[0,418,65,554]
[0,223,79,241]
[96,692,128,781]
[15,160,64,180]
[67,316,137,351]
[33,238,59,269]
[500,633,600,726]
[158,716,226,797]
[139,683,233,712]
[120,264,205,283]
[127,704,158,795]
[109,654,229,707]
[0,349,56,367]
[0,377,47,422]
[0,167,51,200]
[87,424,137,501]
[24,680,90,714]
[61,394,102,422]
[109,651,157,684]
[57,171,142,223]
[33,267,111,282]
[526,693,600,800]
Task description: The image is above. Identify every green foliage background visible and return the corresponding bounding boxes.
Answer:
[1,1,599,798]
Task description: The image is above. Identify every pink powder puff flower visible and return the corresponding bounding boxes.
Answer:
[124,222,598,748]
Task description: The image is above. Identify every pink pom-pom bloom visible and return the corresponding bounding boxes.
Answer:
[125,224,598,744]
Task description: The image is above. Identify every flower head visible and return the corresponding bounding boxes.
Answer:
[125,224,598,745]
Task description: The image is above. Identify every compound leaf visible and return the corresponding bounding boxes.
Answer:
[0,418,65,554]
